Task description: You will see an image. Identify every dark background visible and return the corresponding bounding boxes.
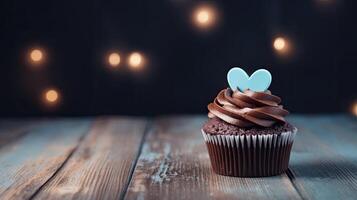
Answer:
[1,0,356,117]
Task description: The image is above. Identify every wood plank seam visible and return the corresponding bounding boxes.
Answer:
[286,168,309,200]
[31,117,148,200]
[27,120,95,200]
[121,119,153,200]
[125,116,303,200]
[288,116,357,200]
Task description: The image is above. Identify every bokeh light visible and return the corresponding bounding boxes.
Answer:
[108,52,121,67]
[43,89,60,105]
[351,101,357,116]
[273,37,286,51]
[273,36,293,56]
[197,10,210,24]
[128,52,144,69]
[192,4,218,30]
[29,48,45,65]
[30,49,43,61]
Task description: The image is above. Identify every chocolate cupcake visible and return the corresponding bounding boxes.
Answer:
[202,68,297,177]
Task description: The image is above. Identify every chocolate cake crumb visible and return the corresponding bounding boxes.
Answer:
[202,117,295,135]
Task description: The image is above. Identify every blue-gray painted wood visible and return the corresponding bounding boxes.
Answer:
[126,116,302,200]
[0,119,42,148]
[0,118,92,200]
[33,117,148,200]
[288,115,357,200]
[1,115,356,200]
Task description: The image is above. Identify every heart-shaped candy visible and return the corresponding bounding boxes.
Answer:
[227,67,272,92]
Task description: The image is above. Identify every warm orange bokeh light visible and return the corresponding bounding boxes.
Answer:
[30,49,43,62]
[192,5,217,29]
[197,10,210,24]
[128,52,144,69]
[108,52,121,67]
[352,102,357,116]
[273,37,286,51]
[44,89,59,104]
[273,36,294,57]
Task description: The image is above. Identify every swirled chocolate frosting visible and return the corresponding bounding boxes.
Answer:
[208,88,289,127]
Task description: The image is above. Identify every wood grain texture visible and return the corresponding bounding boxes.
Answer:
[0,118,92,200]
[126,116,302,200]
[288,115,357,200]
[33,117,147,200]
[0,119,42,149]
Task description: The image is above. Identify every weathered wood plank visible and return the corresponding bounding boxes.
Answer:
[313,116,357,161]
[0,118,92,200]
[0,119,41,148]
[126,116,302,200]
[33,117,147,200]
[288,115,357,200]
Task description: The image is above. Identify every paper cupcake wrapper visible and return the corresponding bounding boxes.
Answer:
[202,128,297,177]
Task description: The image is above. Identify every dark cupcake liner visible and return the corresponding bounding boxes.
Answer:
[202,129,297,177]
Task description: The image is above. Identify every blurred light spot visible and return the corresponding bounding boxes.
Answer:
[108,52,121,67]
[30,49,43,62]
[273,36,294,57]
[197,10,210,24]
[192,5,218,30]
[128,52,144,69]
[44,89,59,104]
[352,102,357,116]
[273,37,286,51]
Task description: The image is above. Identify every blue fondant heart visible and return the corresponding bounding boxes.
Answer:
[227,67,272,92]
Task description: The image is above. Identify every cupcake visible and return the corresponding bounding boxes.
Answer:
[202,67,297,177]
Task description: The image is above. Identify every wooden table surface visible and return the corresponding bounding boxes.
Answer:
[0,115,356,200]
